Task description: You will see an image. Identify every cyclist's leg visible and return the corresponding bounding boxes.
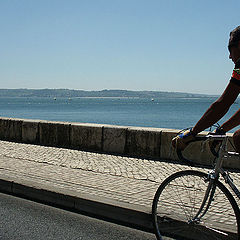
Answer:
[233,129,240,153]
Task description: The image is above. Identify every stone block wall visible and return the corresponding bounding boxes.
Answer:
[0,117,237,169]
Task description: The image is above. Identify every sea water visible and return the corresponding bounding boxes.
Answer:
[0,97,239,132]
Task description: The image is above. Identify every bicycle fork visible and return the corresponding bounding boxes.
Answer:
[189,137,228,224]
[188,174,217,224]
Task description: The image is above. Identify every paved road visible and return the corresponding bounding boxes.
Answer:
[0,192,174,240]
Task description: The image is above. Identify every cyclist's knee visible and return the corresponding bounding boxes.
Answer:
[233,129,240,153]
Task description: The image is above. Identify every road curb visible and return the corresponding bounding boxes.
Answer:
[0,176,154,233]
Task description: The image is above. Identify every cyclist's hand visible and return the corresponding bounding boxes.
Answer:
[209,127,226,152]
[172,129,196,150]
[213,127,226,135]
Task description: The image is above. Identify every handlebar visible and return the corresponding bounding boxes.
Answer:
[176,134,226,165]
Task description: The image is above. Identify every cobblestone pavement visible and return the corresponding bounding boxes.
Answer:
[0,140,240,207]
[0,140,240,239]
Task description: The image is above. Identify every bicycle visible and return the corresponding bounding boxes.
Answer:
[152,131,240,240]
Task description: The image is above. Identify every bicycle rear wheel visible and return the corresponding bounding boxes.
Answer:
[152,170,240,240]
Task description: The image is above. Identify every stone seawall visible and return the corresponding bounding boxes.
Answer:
[0,117,238,169]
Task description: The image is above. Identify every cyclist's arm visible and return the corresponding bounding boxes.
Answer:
[220,108,240,132]
[192,82,240,135]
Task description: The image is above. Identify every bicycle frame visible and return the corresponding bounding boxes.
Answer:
[192,135,240,222]
[212,135,240,200]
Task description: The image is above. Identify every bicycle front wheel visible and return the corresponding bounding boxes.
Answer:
[152,170,240,240]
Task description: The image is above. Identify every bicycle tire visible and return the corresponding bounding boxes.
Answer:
[152,170,240,240]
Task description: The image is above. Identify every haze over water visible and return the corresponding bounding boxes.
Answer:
[1,97,239,133]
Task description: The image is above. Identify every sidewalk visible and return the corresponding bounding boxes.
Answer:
[0,140,239,238]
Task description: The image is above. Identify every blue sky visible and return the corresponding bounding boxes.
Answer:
[1,0,240,94]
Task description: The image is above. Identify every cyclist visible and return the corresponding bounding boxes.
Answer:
[172,25,240,152]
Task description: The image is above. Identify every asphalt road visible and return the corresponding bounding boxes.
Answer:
[0,193,173,240]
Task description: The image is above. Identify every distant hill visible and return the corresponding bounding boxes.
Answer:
[0,89,216,98]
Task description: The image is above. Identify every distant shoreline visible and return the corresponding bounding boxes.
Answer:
[0,89,218,98]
